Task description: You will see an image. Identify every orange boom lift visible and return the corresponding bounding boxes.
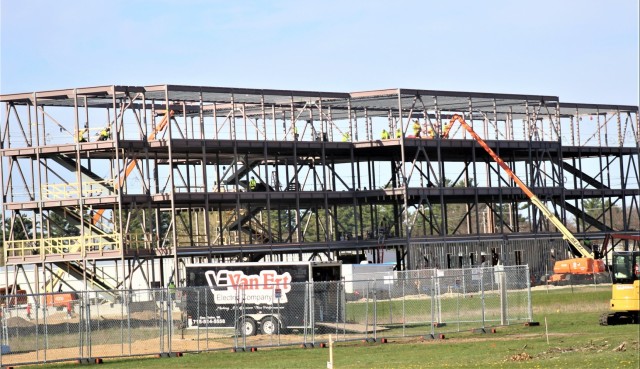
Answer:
[443,115,638,325]
[442,115,604,282]
[91,110,174,225]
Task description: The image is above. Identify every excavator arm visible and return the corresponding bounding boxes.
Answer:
[445,114,594,259]
[91,110,174,225]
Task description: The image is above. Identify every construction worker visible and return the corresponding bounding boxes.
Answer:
[480,252,489,268]
[341,132,350,142]
[249,176,257,191]
[427,126,435,139]
[168,281,176,300]
[379,216,389,237]
[381,129,389,140]
[76,128,88,142]
[442,122,451,138]
[293,126,299,140]
[395,128,402,138]
[412,120,421,138]
[97,126,111,141]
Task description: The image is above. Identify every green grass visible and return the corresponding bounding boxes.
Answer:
[345,289,529,324]
[16,286,640,368]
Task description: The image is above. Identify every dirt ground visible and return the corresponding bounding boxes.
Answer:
[1,329,374,366]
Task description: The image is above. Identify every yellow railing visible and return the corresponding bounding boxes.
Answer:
[4,233,121,259]
[42,179,116,200]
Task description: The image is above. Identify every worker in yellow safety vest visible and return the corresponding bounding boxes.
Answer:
[381,129,389,140]
[341,132,350,142]
[168,281,176,300]
[442,123,451,138]
[395,128,402,138]
[249,177,257,191]
[97,126,111,141]
[427,126,435,139]
[412,120,421,138]
[76,128,88,142]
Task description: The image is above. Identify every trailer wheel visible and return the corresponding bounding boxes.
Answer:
[238,318,257,336]
[260,317,280,335]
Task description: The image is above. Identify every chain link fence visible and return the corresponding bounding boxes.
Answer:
[1,265,534,366]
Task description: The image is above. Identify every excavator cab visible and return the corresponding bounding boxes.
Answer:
[600,250,640,325]
[611,251,639,283]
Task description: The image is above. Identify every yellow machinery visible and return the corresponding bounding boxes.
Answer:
[600,248,639,325]
[443,115,639,325]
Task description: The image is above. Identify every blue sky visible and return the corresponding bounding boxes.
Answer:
[1,0,638,105]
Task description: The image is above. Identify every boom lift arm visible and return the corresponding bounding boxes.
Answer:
[444,114,594,259]
[91,110,174,225]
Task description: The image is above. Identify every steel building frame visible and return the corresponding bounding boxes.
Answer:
[1,85,638,291]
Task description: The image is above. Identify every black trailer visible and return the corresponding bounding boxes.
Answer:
[184,261,342,335]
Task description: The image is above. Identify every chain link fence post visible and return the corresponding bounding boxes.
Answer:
[373,280,378,342]
[526,265,534,322]
[339,280,344,342]
[499,267,507,326]
[203,286,209,351]
[430,275,435,338]
[401,277,406,337]
[456,273,461,332]
[303,282,309,346]
[195,288,200,352]
[311,281,315,345]
[481,267,486,329]
[167,285,172,354]
[335,280,341,340]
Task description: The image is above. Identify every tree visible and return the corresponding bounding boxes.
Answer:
[3,214,34,241]
[44,211,80,237]
[2,214,36,264]
[573,198,638,232]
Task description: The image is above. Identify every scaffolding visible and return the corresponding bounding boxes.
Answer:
[1,85,638,291]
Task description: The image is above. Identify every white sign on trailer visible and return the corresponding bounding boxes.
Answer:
[204,269,292,304]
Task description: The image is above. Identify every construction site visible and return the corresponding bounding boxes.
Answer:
[0,85,638,295]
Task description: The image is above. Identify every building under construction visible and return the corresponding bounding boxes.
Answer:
[1,85,638,293]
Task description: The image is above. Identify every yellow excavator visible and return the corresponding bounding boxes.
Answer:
[441,115,639,326]
[599,234,639,325]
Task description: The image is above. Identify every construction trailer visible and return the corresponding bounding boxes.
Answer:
[184,261,342,335]
[341,263,395,296]
[0,85,638,296]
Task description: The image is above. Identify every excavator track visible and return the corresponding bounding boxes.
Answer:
[600,311,639,326]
